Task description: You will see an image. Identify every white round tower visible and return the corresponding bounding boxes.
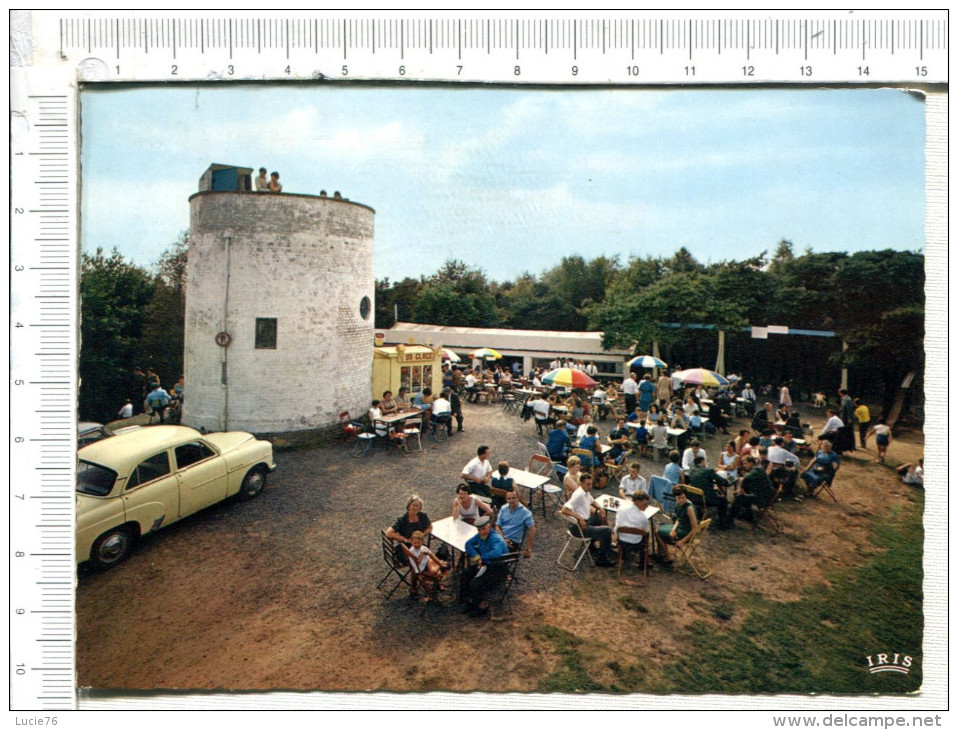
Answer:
[184,174,375,434]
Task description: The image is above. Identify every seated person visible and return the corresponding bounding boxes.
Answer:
[546,420,573,463]
[495,489,536,557]
[368,399,387,436]
[464,371,481,403]
[618,462,647,498]
[708,400,729,435]
[687,454,730,527]
[727,455,776,525]
[606,417,631,461]
[461,445,494,496]
[655,486,698,563]
[560,474,616,567]
[663,450,683,486]
[395,387,412,409]
[384,495,433,562]
[563,456,582,500]
[528,395,555,429]
[400,530,448,598]
[752,402,774,432]
[759,429,776,448]
[681,440,707,472]
[461,516,511,617]
[800,439,841,495]
[818,408,844,444]
[683,396,699,418]
[669,410,688,430]
[896,459,924,487]
[577,425,605,470]
[412,387,433,411]
[649,420,669,454]
[614,491,651,572]
[490,462,515,509]
[452,483,494,524]
[430,390,454,435]
[632,420,650,451]
[767,436,802,498]
[646,403,661,424]
[576,417,594,441]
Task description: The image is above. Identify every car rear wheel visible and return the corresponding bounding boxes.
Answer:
[239,467,267,499]
[90,526,137,570]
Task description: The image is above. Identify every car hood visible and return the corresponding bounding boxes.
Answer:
[204,431,258,454]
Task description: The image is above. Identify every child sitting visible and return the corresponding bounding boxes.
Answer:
[401,531,448,600]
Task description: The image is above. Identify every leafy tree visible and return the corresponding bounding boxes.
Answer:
[411,259,497,327]
[138,232,188,388]
[79,248,154,421]
[375,276,423,328]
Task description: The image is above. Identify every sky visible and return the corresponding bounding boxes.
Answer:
[80,85,925,282]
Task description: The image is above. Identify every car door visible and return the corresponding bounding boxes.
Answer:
[122,450,180,534]
[174,440,229,517]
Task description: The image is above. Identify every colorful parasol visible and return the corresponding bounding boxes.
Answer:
[469,348,502,360]
[672,368,730,387]
[626,355,668,369]
[541,368,597,389]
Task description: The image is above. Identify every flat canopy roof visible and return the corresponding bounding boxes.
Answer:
[384,322,631,360]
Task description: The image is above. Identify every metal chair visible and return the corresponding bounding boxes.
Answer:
[811,465,840,502]
[674,518,713,580]
[353,423,381,457]
[753,485,784,535]
[483,552,522,619]
[377,530,414,599]
[340,410,363,442]
[615,527,649,587]
[557,515,595,572]
[428,414,451,442]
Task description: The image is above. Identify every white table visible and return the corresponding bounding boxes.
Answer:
[595,494,661,521]
[429,516,478,555]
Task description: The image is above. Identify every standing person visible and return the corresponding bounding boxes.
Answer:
[656,370,672,408]
[268,171,283,193]
[837,389,856,453]
[254,167,269,192]
[132,366,147,414]
[585,361,598,377]
[145,383,171,423]
[866,418,893,463]
[854,399,871,449]
[117,399,133,419]
[449,387,464,433]
[779,382,793,409]
[638,374,656,416]
[621,372,639,418]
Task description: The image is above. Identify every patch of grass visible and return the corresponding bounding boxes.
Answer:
[711,602,735,621]
[526,625,609,693]
[658,494,924,694]
[618,595,648,613]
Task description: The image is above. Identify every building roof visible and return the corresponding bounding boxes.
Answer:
[384,322,631,359]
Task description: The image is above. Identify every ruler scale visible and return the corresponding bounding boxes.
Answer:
[8,9,947,712]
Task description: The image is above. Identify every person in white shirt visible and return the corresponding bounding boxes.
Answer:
[896,459,923,487]
[254,167,269,192]
[681,440,707,472]
[740,383,757,416]
[586,361,598,377]
[532,373,543,388]
[464,371,480,402]
[767,436,802,497]
[621,372,639,416]
[461,445,494,491]
[528,396,554,429]
[560,474,616,566]
[369,400,387,436]
[431,390,454,436]
[117,400,133,419]
[614,491,651,574]
[818,408,845,442]
[576,417,593,441]
[618,462,647,498]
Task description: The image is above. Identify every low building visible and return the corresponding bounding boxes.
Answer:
[372,344,444,400]
[382,322,631,377]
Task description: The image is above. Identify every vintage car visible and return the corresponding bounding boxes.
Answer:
[78,421,141,449]
[77,425,276,570]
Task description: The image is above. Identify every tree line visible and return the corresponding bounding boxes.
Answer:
[376,241,924,417]
[80,236,924,423]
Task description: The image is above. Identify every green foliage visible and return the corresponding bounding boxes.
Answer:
[79,247,155,420]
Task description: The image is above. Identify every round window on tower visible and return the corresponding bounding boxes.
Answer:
[359,295,371,320]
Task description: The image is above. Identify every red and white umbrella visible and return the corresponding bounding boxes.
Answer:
[440,348,461,362]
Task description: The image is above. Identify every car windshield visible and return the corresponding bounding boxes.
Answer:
[77,460,118,497]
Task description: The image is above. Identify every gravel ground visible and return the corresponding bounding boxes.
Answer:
[76,396,924,695]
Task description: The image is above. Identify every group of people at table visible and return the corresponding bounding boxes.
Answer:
[381,369,901,613]
[367,384,465,447]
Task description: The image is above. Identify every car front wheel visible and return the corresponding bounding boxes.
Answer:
[89,526,137,570]
[238,467,267,499]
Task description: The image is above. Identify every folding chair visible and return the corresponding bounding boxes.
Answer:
[674,518,713,580]
[353,423,381,457]
[398,542,453,614]
[340,411,363,442]
[571,448,596,478]
[527,453,562,516]
[753,485,784,535]
[812,466,840,502]
[605,449,634,488]
[615,528,649,587]
[683,485,711,522]
[648,476,676,515]
[557,515,595,572]
[483,552,522,619]
[377,530,414,599]
[428,414,451,442]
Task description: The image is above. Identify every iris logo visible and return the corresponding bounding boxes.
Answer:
[865,652,913,674]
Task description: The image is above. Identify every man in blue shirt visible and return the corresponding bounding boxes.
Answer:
[461,516,510,617]
[495,490,536,558]
[546,421,572,462]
